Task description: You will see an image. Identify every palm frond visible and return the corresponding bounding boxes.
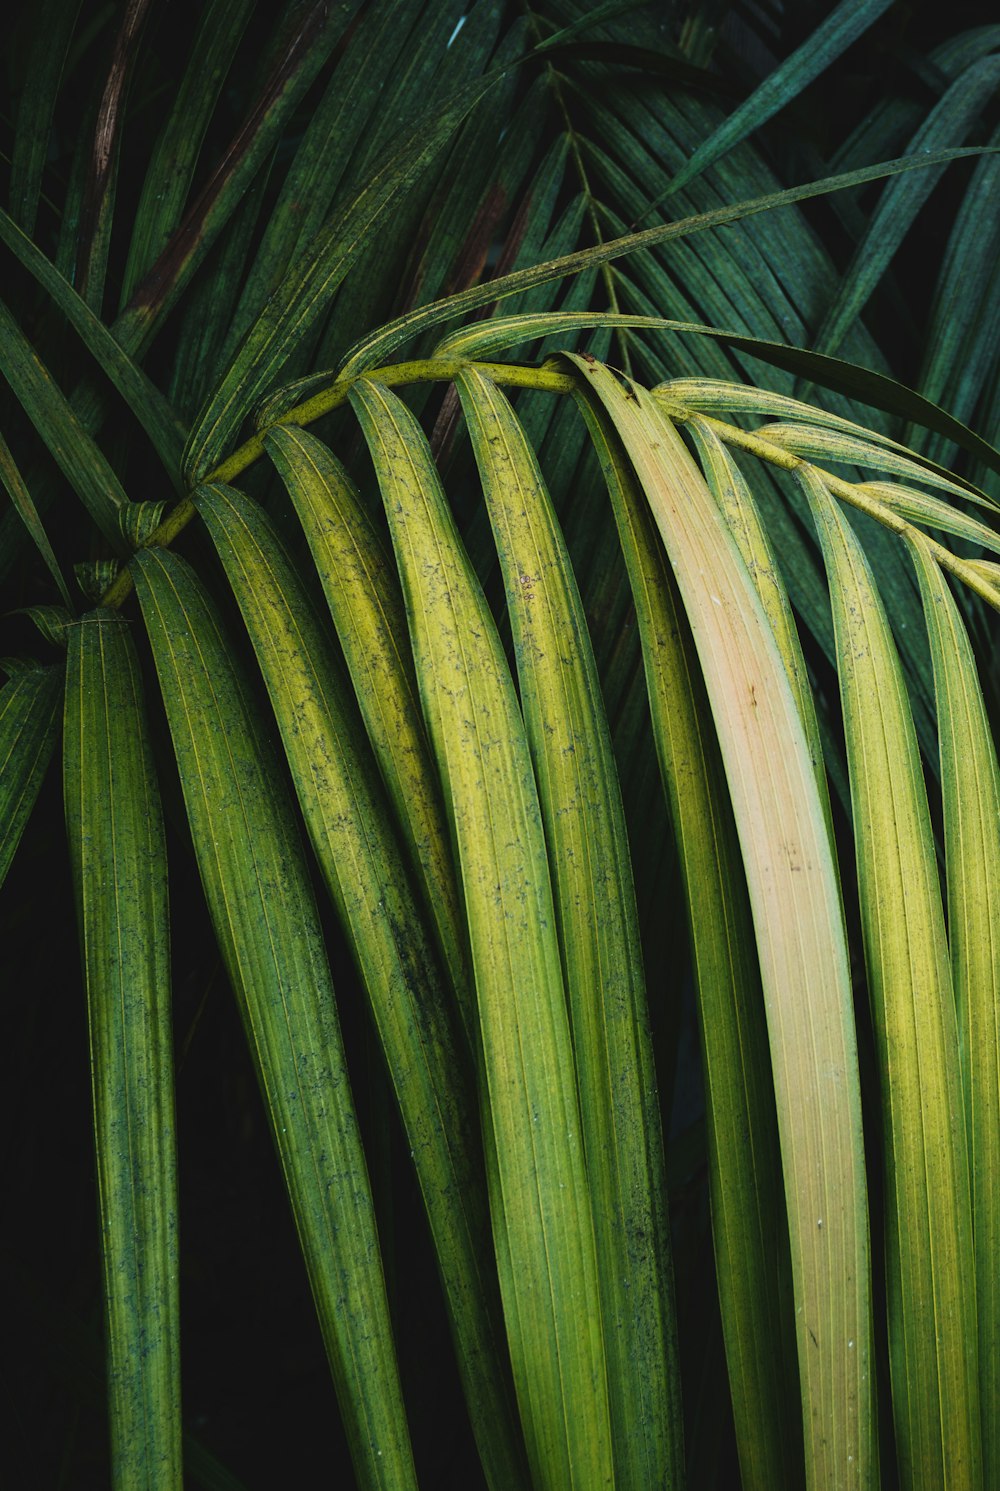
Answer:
[5,8,1000,1486]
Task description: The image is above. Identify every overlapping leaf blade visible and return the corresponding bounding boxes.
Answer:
[813,55,1000,362]
[0,207,187,482]
[63,610,180,1490]
[119,0,255,304]
[572,356,874,1490]
[659,0,894,201]
[350,376,614,1491]
[0,298,127,551]
[262,425,472,1027]
[801,468,981,1491]
[907,534,1000,1491]
[192,479,527,1490]
[457,366,681,1488]
[131,546,417,1491]
[573,385,801,1489]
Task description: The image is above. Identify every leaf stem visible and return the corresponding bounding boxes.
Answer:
[100,361,997,616]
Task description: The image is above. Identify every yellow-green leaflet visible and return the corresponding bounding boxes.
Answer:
[192,479,527,1490]
[801,469,981,1491]
[456,366,681,1489]
[131,547,417,1491]
[63,613,180,1491]
[754,422,984,504]
[570,356,874,1490]
[907,532,1000,1491]
[574,387,801,1491]
[0,661,61,889]
[262,424,472,1037]
[349,376,614,1491]
[856,482,1000,554]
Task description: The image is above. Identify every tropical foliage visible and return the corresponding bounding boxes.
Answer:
[3,1,1000,1487]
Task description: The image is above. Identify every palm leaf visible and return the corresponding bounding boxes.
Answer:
[63,610,181,1489]
[801,468,981,1491]
[191,478,527,1489]
[907,534,1000,1490]
[131,546,417,1491]
[576,388,801,1489]
[457,365,682,1487]
[350,376,615,1490]
[6,8,1000,1482]
[573,356,875,1489]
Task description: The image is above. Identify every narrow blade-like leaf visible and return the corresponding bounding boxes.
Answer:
[349,377,614,1491]
[0,207,187,483]
[576,388,801,1489]
[119,0,255,303]
[183,68,505,479]
[63,610,181,1489]
[8,0,81,234]
[908,534,1000,1489]
[192,479,527,1490]
[337,147,989,378]
[457,366,682,1488]
[131,547,416,1491]
[572,356,874,1490]
[801,469,981,1490]
[0,298,127,551]
[813,55,1000,361]
[262,425,471,1029]
[0,430,72,606]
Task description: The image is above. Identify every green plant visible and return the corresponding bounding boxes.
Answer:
[3,2,999,1488]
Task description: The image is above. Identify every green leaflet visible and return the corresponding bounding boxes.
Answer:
[750,422,992,506]
[656,376,980,474]
[456,366,682,1489]
[576,389,800,1490]
[67,0,148,313]
[909,119,1000,464]
[907,533,1000,1491]
[218,0,422,361]
[131,547,417,1491]
[262,425,472,1032]
[572,356,874,1491]
[857,483,1000,555]
[801,469,981,1491]
[434,309,695,358]
[349,377,615,1491]
[113,0,363,352]
[63,611,181,1490]
[0,661,62,889]
[192,479,527,1491]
